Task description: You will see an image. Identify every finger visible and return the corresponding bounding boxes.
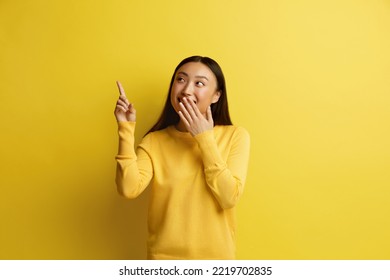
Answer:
[119,95,130,106]
[183,98,198,119]
[128,103,136,113]
[116,81,127,97]
[186,98,203,117]
[178,111,191,129]
[116,104,128,113]
[117,99,129,108]
[179,101,193,122]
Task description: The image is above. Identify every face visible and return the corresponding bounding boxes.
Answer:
[170,62,221,116]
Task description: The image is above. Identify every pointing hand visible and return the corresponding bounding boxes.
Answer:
[114,81,136,122]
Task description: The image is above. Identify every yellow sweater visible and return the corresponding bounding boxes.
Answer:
[115,122,250,260]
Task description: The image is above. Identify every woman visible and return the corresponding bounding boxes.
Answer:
[114,56,250,260]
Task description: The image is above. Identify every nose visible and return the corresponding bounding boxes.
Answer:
[181,82,194,97]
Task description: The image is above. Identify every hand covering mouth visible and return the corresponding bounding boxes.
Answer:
[178,97,196,104]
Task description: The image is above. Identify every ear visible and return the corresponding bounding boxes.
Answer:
[211,90,221,104]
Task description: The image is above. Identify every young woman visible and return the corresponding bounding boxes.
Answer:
[114,56,250,260]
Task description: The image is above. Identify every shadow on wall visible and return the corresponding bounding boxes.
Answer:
[63,138,152,259]
[70,182,151,260]
[106,188,150,260]
[58,164,151,260]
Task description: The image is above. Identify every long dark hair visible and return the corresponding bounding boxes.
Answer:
[146,56,232,135]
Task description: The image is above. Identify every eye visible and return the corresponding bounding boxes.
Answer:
[196,81,205,87]
[176,77,185,83]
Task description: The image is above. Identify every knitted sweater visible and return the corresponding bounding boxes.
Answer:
[115,121,250,259]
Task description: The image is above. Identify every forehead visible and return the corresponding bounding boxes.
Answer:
[176,62,216,81]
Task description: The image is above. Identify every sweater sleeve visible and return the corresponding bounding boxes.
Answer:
[194,127,250,209]
[115,121,153,198]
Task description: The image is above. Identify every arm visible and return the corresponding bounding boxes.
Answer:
[177,97,250,209]
[195,127,250,209]
[115,122,153,199]
[114,81,153,198]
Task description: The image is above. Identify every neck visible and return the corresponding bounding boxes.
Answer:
[175,120,188,132]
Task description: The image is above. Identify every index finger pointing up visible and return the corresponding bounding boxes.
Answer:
[116,81,127,97]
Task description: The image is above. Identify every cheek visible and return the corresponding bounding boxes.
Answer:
[170,90,181,112]
[170,91,177,106]
[171,83,182,97]
[196,89,214,103]
[194,93,211,113]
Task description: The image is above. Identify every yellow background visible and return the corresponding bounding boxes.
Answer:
[1,0,389,259]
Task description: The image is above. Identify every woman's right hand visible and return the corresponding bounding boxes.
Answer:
[114,81,136,122]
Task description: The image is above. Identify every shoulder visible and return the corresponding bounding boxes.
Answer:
[214,125,250,139]
[144,126,171,139]
[139,127,172,147]
[213,125,250,150]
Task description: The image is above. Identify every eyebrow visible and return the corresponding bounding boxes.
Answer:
[177,71,209,81]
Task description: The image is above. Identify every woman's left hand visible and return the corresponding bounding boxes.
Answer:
[178,97,214,136]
